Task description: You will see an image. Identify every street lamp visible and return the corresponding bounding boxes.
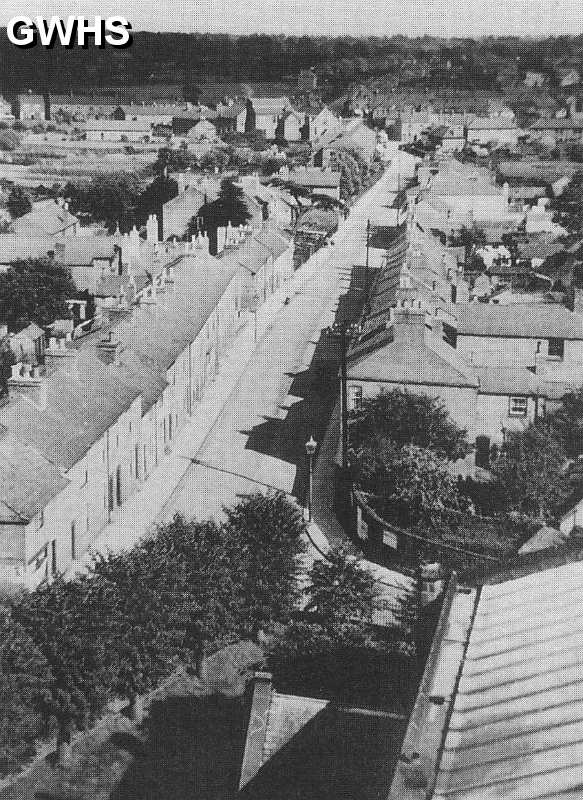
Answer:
[305,436,317,522]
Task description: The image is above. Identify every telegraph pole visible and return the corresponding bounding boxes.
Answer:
[365,218,371,291]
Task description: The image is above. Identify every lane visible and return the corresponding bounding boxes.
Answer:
[158,170,396,524]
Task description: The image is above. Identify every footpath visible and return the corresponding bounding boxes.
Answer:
[75,245,334,567]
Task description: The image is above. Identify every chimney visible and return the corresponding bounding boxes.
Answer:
[392,308,428,348]
[0,324,7,339]
[96,331,122,365]
[7,362,47,408]
[432,317,444,341]
[44,336,78,375]
[574,288,583,315]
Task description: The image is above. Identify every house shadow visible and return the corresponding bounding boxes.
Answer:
[239,701,407,800]
[242,268,368,504]
[109,694,248,800]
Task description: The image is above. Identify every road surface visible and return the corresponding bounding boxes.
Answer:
[158,170,396,525]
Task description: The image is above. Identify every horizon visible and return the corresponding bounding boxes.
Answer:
[1,0,583,39]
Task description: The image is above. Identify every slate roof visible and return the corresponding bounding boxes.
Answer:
[0,350,142,473]
[432,560,583,800]
[348,327,478,388]
[288,169,341,189]
[81,119,152,132]
[467,117,519,131]
[10,202,78,237]
[0,434,69,523]
[531,117,583,130]
[453,302,583,339]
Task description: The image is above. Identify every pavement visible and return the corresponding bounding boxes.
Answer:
[78,167,399,565]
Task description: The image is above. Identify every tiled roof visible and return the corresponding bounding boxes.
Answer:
[454,302,583,339]
[433,560,583,800]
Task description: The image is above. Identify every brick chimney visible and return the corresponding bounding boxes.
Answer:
[44,336,78,375]
[96,331,122,365]
[392,308,428,348]
[7,363,47,408]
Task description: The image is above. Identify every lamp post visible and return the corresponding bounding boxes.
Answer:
[249,292,260,344]
[305,436,317,522]
[365,218,371,291]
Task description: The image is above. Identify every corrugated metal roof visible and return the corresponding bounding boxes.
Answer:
[433,560,583,800]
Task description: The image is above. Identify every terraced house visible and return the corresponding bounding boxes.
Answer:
[0,251,246,591]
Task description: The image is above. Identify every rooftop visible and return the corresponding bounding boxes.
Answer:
[433,560,583,800]
[453,302,583,339]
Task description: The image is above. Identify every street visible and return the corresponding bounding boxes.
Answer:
[158,169,397,526]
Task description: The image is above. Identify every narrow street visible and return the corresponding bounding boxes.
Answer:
[158,169,396,527]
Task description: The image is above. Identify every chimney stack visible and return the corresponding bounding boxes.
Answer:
[392,308,428,348]
[7,362,47,408]
[44,336,78,375]
[96,331,122,365]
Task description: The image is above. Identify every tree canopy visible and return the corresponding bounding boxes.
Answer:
[7,186,32,219]
[197,178,252,233]
[349,389,470,462]
[0,258,75,330]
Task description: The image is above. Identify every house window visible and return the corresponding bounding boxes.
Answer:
[509,396,528,417]
[349,385,363,411]
[548,338,565,359]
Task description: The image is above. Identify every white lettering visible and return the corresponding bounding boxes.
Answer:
[76,15,103,46]
[7,16,34,46]
[105,16,131,47]
[35,15,76,47]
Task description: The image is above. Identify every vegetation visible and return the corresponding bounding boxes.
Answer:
[269,545,419,701]
[348,389,470,462]
[6,186,32,219]
[1,493,306,775]
[0,258,75,330]
[190,178,252,240]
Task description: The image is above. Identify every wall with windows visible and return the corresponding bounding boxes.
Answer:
[455,334,583,368]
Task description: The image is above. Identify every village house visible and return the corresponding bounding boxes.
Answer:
[11,93,45,121]
[214,101,247,135]
[47,95,117,121]
[9,200,79,238]
[244,97,292,139]
[466,116,521,147]
[275,110,304,142]
[0,250,247,590]
[81,119,153,142]
[172,106,218,136]
[288,167,341,200]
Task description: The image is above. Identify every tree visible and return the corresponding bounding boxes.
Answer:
[549,386,583,458]
[7,187,32,219]
[0,129,21,152]
[135,176,178,228]
[222,492,306,637]
[0,609,51,776]
[348,389,470,462]
[64,173,142,231]
[490,422,573,519]
[198,178,252,232]
[353,443,472,529]
[0,258,75,330]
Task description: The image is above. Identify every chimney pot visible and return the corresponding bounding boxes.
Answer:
[21,363,31,378]
[10,363,21,378]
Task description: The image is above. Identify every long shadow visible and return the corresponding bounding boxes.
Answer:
[110,694,248,800]
[240,701,407,800]
[242,266,369,503]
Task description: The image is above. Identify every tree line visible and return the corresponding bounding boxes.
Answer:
[0,492,417,775]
